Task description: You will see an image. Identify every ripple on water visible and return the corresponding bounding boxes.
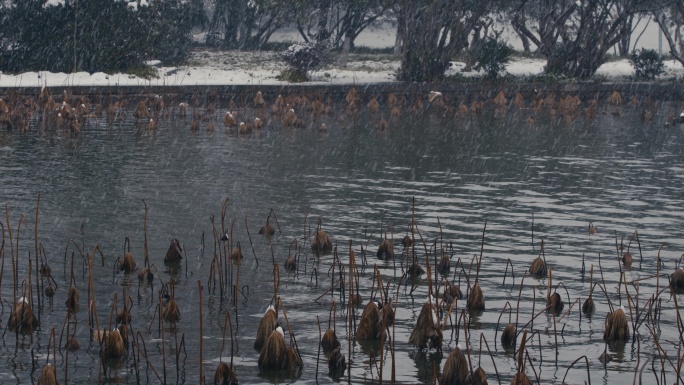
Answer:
[0,106,682,384]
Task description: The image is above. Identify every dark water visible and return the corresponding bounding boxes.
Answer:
[1,103,683,385]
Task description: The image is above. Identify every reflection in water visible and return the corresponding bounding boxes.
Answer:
[411,350,442,384]
[0,104,683,384]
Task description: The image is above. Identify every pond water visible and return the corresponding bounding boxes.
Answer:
[0,100,683,385]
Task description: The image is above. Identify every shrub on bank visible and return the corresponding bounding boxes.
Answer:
[278,43,327,82]
[629,49,665,81]
[474,38,514,79]
[0,0,193,74]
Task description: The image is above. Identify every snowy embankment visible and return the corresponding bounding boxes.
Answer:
[1,50,683,88]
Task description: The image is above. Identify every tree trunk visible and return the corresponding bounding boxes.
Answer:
[511,9,531,53]
[654,10,684,66]
[514,25,531,53]
[73,0,78,72]
[237,0,249,50]
[513,0,640,79]
[220,0,241,49]
[393,8,403,57]
[316,0,331,43]
[464,25,483,71]
[396,0,488,82]
[393,30,402,57]
[339,31,350,67]
[618,15,633,57]
[296,21,310,43]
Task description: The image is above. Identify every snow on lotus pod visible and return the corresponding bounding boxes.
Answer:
[604,307,630,342]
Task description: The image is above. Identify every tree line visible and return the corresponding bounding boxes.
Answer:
[1,0,684,81]
[0,0,205,74]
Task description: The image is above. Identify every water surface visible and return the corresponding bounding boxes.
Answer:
[0,102,683,384]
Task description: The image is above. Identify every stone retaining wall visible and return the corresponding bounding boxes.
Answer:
[1,82,683,105]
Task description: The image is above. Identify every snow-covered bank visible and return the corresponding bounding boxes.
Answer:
[1,50,684,88]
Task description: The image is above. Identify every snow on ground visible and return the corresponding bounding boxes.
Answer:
[2,13,673,88]
[596,59,683,80]
[1,50,683,88]
[495,57,548,77]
